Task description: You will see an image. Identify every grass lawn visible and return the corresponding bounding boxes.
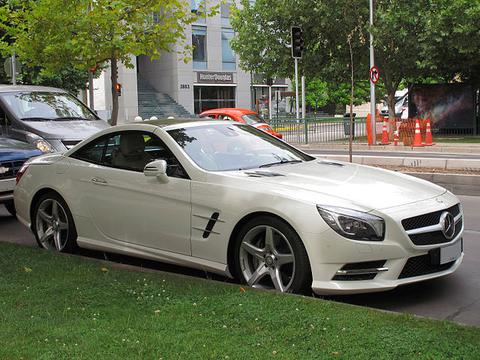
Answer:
[1,242,479,360]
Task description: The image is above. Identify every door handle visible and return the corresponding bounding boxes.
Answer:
[91,177,108,185]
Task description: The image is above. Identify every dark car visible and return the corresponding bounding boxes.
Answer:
[0,136,42,215]
[0,85,110,153]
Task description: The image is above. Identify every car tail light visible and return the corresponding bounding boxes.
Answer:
[16,164,29,185]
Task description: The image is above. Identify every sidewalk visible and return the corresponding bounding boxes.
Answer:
[296,142,480,155]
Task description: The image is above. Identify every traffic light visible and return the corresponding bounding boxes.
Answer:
[291,26,304,59]
[115,83,122,96]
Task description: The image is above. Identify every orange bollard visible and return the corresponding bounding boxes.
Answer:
[381,119,390,145]
[424,118,434,146]
[412,118,424,147]
[393,130,399,146]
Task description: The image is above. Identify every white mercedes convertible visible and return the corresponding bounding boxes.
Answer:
[14,119,464,295]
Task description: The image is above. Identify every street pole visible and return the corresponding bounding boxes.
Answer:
[11,52,16,86]
[268,84,272,121]
[369,0,376,145]
[88,71,95,111]
[301,75,305,119]
[295,58,299,120]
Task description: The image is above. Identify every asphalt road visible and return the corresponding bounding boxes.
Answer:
[1,195,479,326]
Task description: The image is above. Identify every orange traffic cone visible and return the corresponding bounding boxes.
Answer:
[393,130,399,146]
[381,119,390,145]
[412,118,424,147]
[424,118,434,146]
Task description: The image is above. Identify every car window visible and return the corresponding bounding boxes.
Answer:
[241,114,264,125]
[0,92,98,121]
[71,131,189,179]
[219,115,233,121]
[168,123,313,171]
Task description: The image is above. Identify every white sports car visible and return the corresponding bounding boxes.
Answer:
[14,119,464,295]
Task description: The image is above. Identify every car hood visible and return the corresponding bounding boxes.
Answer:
[0,137,42,161]
[22,120,109,140]
[228,160,446,211]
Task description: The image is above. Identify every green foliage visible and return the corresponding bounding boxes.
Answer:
[305,79,329,110]
[2,242,480,359]
[4,0,212,124]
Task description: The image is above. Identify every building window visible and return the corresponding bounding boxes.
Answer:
[221,2,232,26]
[222,28,236,71]
[194,86,236,114]
[192,25,207,70]
[191,0,206,23]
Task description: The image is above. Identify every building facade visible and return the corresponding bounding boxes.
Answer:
[91,0,289,123]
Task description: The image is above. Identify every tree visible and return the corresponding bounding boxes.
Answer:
[419,0,480,85]
[9,0,207,125]
[305,79,329,113]
[370,0,433,136]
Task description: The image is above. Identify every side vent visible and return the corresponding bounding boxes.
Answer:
[203,212,220,239]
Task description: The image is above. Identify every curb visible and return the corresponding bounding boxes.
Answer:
[313,154,480,196]
[297,143,480,155]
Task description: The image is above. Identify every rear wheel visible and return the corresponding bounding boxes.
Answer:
[4,200,16,216]
[32,193,78,253]
[233,216,312,294]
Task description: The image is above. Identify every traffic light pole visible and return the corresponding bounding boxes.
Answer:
[369,0,376,145]
[295,58,299,120]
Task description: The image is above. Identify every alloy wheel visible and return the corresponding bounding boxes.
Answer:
[35,199,70,251]
[239,225,296,292]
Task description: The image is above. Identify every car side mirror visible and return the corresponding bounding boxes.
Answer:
[144,160,169,183]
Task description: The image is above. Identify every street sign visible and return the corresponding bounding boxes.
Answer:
[4,57,21,78]
[370,66,380,84]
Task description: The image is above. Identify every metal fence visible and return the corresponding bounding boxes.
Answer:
[269,116,367,144]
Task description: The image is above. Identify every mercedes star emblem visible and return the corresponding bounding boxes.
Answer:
[440,212,455,240]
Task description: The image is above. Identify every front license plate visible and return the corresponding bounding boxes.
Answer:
[439,239,462,265]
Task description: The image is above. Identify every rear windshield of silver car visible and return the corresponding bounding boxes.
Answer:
[0,92,98,121]
[168,124,314,171]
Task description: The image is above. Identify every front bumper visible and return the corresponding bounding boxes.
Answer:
[304,191,464,295]
[0,178,15,203]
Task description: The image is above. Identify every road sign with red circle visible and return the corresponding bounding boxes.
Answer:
[370,66,380,84]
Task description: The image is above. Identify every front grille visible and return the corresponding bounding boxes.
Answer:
[401,204,460,231]
[332,260,386,281]
[409,218,463,246]
[0,160,25,180]
[398,254,456,279]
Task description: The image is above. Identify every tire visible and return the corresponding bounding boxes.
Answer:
[232,215,312,294]
[4,200,16,216]
[32,192,78,253]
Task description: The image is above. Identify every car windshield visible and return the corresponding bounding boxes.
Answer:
[241,113,264,125]
[0,92,98,121]
[168,123,313,171]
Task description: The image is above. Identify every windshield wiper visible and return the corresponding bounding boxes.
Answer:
[55,116,90,121]
[259,159,302,168]
[21,117,55,121]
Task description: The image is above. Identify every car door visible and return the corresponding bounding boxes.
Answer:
[69,130,191,255]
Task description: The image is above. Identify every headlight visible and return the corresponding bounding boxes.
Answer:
[317,205,385,241]
[26,133,53,153]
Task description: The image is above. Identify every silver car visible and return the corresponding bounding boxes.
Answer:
[0,85,110,153]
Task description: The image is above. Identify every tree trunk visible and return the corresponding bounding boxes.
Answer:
[387,91,396,139]
[110,57,119,126]
[347,35,354,162]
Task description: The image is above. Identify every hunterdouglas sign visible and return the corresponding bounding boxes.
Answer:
[197,72,233,84]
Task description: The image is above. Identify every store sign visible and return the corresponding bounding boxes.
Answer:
[197,72,233,84]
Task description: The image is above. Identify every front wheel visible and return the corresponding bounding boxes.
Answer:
[32,193,78,253]
[233,216,312,294]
